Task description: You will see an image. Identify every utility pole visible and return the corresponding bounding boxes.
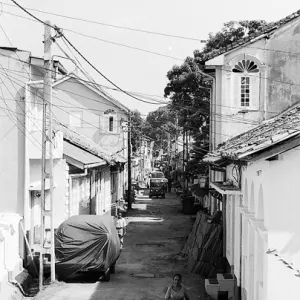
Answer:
[186,130,189,190]
[167,132,171,176]
[39,21,55,291]
[175,116,178,181]
[182,129,186,191]
[127,114,132,209]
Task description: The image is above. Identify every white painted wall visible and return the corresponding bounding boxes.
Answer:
[228,145,300,300]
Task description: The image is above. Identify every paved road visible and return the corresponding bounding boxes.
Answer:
[34,191,205,300]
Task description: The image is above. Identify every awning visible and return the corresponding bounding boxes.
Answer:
[210,181,242,195]
[63,141,106,169]
[202,155,222,163]
[29,179,56,191]
[114,155,127,163]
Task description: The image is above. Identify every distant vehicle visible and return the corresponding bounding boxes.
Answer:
[149,178,168,198]
[55,214,121,282]
[150,171,165,179]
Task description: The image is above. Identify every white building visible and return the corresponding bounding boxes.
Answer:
[203,10,300,300]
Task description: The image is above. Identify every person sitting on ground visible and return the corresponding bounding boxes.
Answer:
[165,273,190,300]
[114,212,127,249]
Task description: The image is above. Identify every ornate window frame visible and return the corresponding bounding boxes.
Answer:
[228,54,264,110]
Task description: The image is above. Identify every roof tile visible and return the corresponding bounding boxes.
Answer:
[53,121,114,164]
[204,10,300,62]
[205,104,300,161]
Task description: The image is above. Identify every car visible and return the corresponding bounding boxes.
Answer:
[150,171,165,179]
[55,214,121,282]
[149,178,166,198]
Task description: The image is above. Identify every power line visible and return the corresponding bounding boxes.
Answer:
[1,10,184,62]
[0,64,269,128]
[0,53,169,104]
[0,58,280,123]
[0,69,127,152]
[5,5,300,112]
[60,34,170,105]
[3,2,206,42]
[3,4,299,130]
[9,0,56,29]
[55,40,168,105]
[0,5,170,106]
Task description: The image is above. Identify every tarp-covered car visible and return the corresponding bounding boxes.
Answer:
[55,214,121,281]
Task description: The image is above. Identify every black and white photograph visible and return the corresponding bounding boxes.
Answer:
[0,1,300,299]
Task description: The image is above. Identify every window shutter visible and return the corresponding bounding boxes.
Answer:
[232,74,241,108]
[113,114,118,133]
[249,74,260,109]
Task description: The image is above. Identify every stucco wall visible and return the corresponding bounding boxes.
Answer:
[266,18,300,117]
[0,49,31,214]
[29,158,67,228]
[240,145,300,299]
[52,79,128,154]
[209,40,267,148]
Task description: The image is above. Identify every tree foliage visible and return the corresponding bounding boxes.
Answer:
[130,109,144,154]
[163,19,267,175]
[143,106,177,154]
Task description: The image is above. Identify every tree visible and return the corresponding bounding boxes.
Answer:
[194,20,268,62]
[164,20,268,177]
[143,106,177,154]
[130,109,144,154]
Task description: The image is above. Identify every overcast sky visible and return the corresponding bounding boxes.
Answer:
[0,0,299,116]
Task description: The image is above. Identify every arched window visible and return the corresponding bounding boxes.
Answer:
[101,109,118,133]
[231,59,260,109]
[232,60,259,73]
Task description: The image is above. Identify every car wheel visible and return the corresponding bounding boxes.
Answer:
[103,268,111,281]
[110,264,116,274]
[162,194,165,199]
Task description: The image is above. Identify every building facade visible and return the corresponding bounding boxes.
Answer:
[203,11,300,300]
[0,47,128,298]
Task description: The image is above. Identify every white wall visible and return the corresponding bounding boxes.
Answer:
[238,145,300,300]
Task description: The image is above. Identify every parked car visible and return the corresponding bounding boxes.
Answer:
[55,214,121,281]
[150,171,165,179]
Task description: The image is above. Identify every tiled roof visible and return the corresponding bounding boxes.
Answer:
[204,10,300,62]
[53,121,114,164]
[205,104,300,161]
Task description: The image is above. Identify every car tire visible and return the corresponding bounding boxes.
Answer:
[162,194,165,199]
[103,268,111,281]
[110,264,116,274]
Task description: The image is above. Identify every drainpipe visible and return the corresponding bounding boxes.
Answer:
[68,168,88,217]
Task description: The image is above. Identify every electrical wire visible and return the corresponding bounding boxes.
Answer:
[0,53,169,104]
[0,68,128,151]
[0,51,291,119]
[60,34,167,105]
[5,1,300,149]
[0,57,262,127]
[1,10,184,63]
[3,1,206,42]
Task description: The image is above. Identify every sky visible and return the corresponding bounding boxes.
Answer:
[0,0,300,116]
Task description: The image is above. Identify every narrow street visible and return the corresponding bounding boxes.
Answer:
[34,191,205,300]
